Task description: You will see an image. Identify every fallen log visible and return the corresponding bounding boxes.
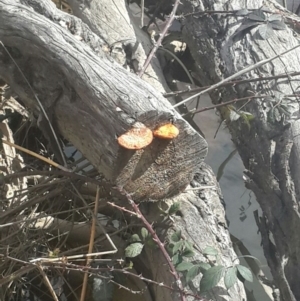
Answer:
[0,0,207,200]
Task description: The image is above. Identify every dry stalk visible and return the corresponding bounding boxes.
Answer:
[80,186,100,301]
[36,263,59,301]
[138,0,181,77]
[118,188,187,301]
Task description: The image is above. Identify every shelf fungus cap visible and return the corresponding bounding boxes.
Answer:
[153,123,179,139]
[118,122,153,150]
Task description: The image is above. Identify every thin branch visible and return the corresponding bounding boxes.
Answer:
[2,139,70,172]
[141,0,144,27]
[2,170,106,186]
[138,0,181,77]
[44,262,208,300]
[186,92,300,115]
[80,186,100,301]
[164,71,300,98]
[0,41,66,167]
[36,263,59,301]
[118,187,186,301]
[173,44,300,108]
[107,201,139,216]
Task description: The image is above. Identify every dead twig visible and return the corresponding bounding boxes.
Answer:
[118,187,187,301]
[138,0,181,77]
[173,44,300,108]
[2,139,70,172]
[0,41,66,167]
[80,186,100,301]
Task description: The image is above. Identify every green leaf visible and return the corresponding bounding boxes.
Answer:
[203,246,218,256]
[186,265,200,282]
[229,109,241,121]
[170,230,181,243]
[198,262,211,274]
[130,234,141,242]
[125,242,144,258]
[146,237,156,248]
[258,24,274,40]
[141,228,149,240]
[0,173,5,186]
[200,266,225,292]
[173,241,184,254]
[261,6,272,13]
[240,112,254,129]
[224,266,238,289]
[236,265,253,282]
[172,253,182,265]
[168,202,180,215]
[176,262,194,272]
[235,9,249,16]
[182,248,195,258]
[270,20,286,30]
[232,21,261,42]
[248,10,266,22]
[268,14,282,22]
[184,241,194,252]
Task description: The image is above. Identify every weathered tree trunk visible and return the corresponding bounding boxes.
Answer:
[0,0,247,301]
[0,0,207,201]
[179,0,300,300]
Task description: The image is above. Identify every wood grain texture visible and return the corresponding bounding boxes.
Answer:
[179,0,300,299]
[0,0,207,200]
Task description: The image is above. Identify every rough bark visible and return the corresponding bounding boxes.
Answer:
[179,0,300,300]
[0,1,247,301]
[0,0,207,201]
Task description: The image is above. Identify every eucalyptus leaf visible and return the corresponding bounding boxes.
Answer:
[125,242,144,258]
[200,266,226,292]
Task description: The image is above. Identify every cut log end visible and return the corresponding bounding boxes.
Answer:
[153,123,179,139]
[117,122,153,150]
[114,111,208,201]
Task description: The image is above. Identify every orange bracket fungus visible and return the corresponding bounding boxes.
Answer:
[117,122,153,150]
[153,123,179,139]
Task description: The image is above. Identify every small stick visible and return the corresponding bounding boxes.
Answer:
[119,188,187,301]
[80,186,100,301]
[2,139,70,172]
[138,0,181,77]
[173,44,300,108]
